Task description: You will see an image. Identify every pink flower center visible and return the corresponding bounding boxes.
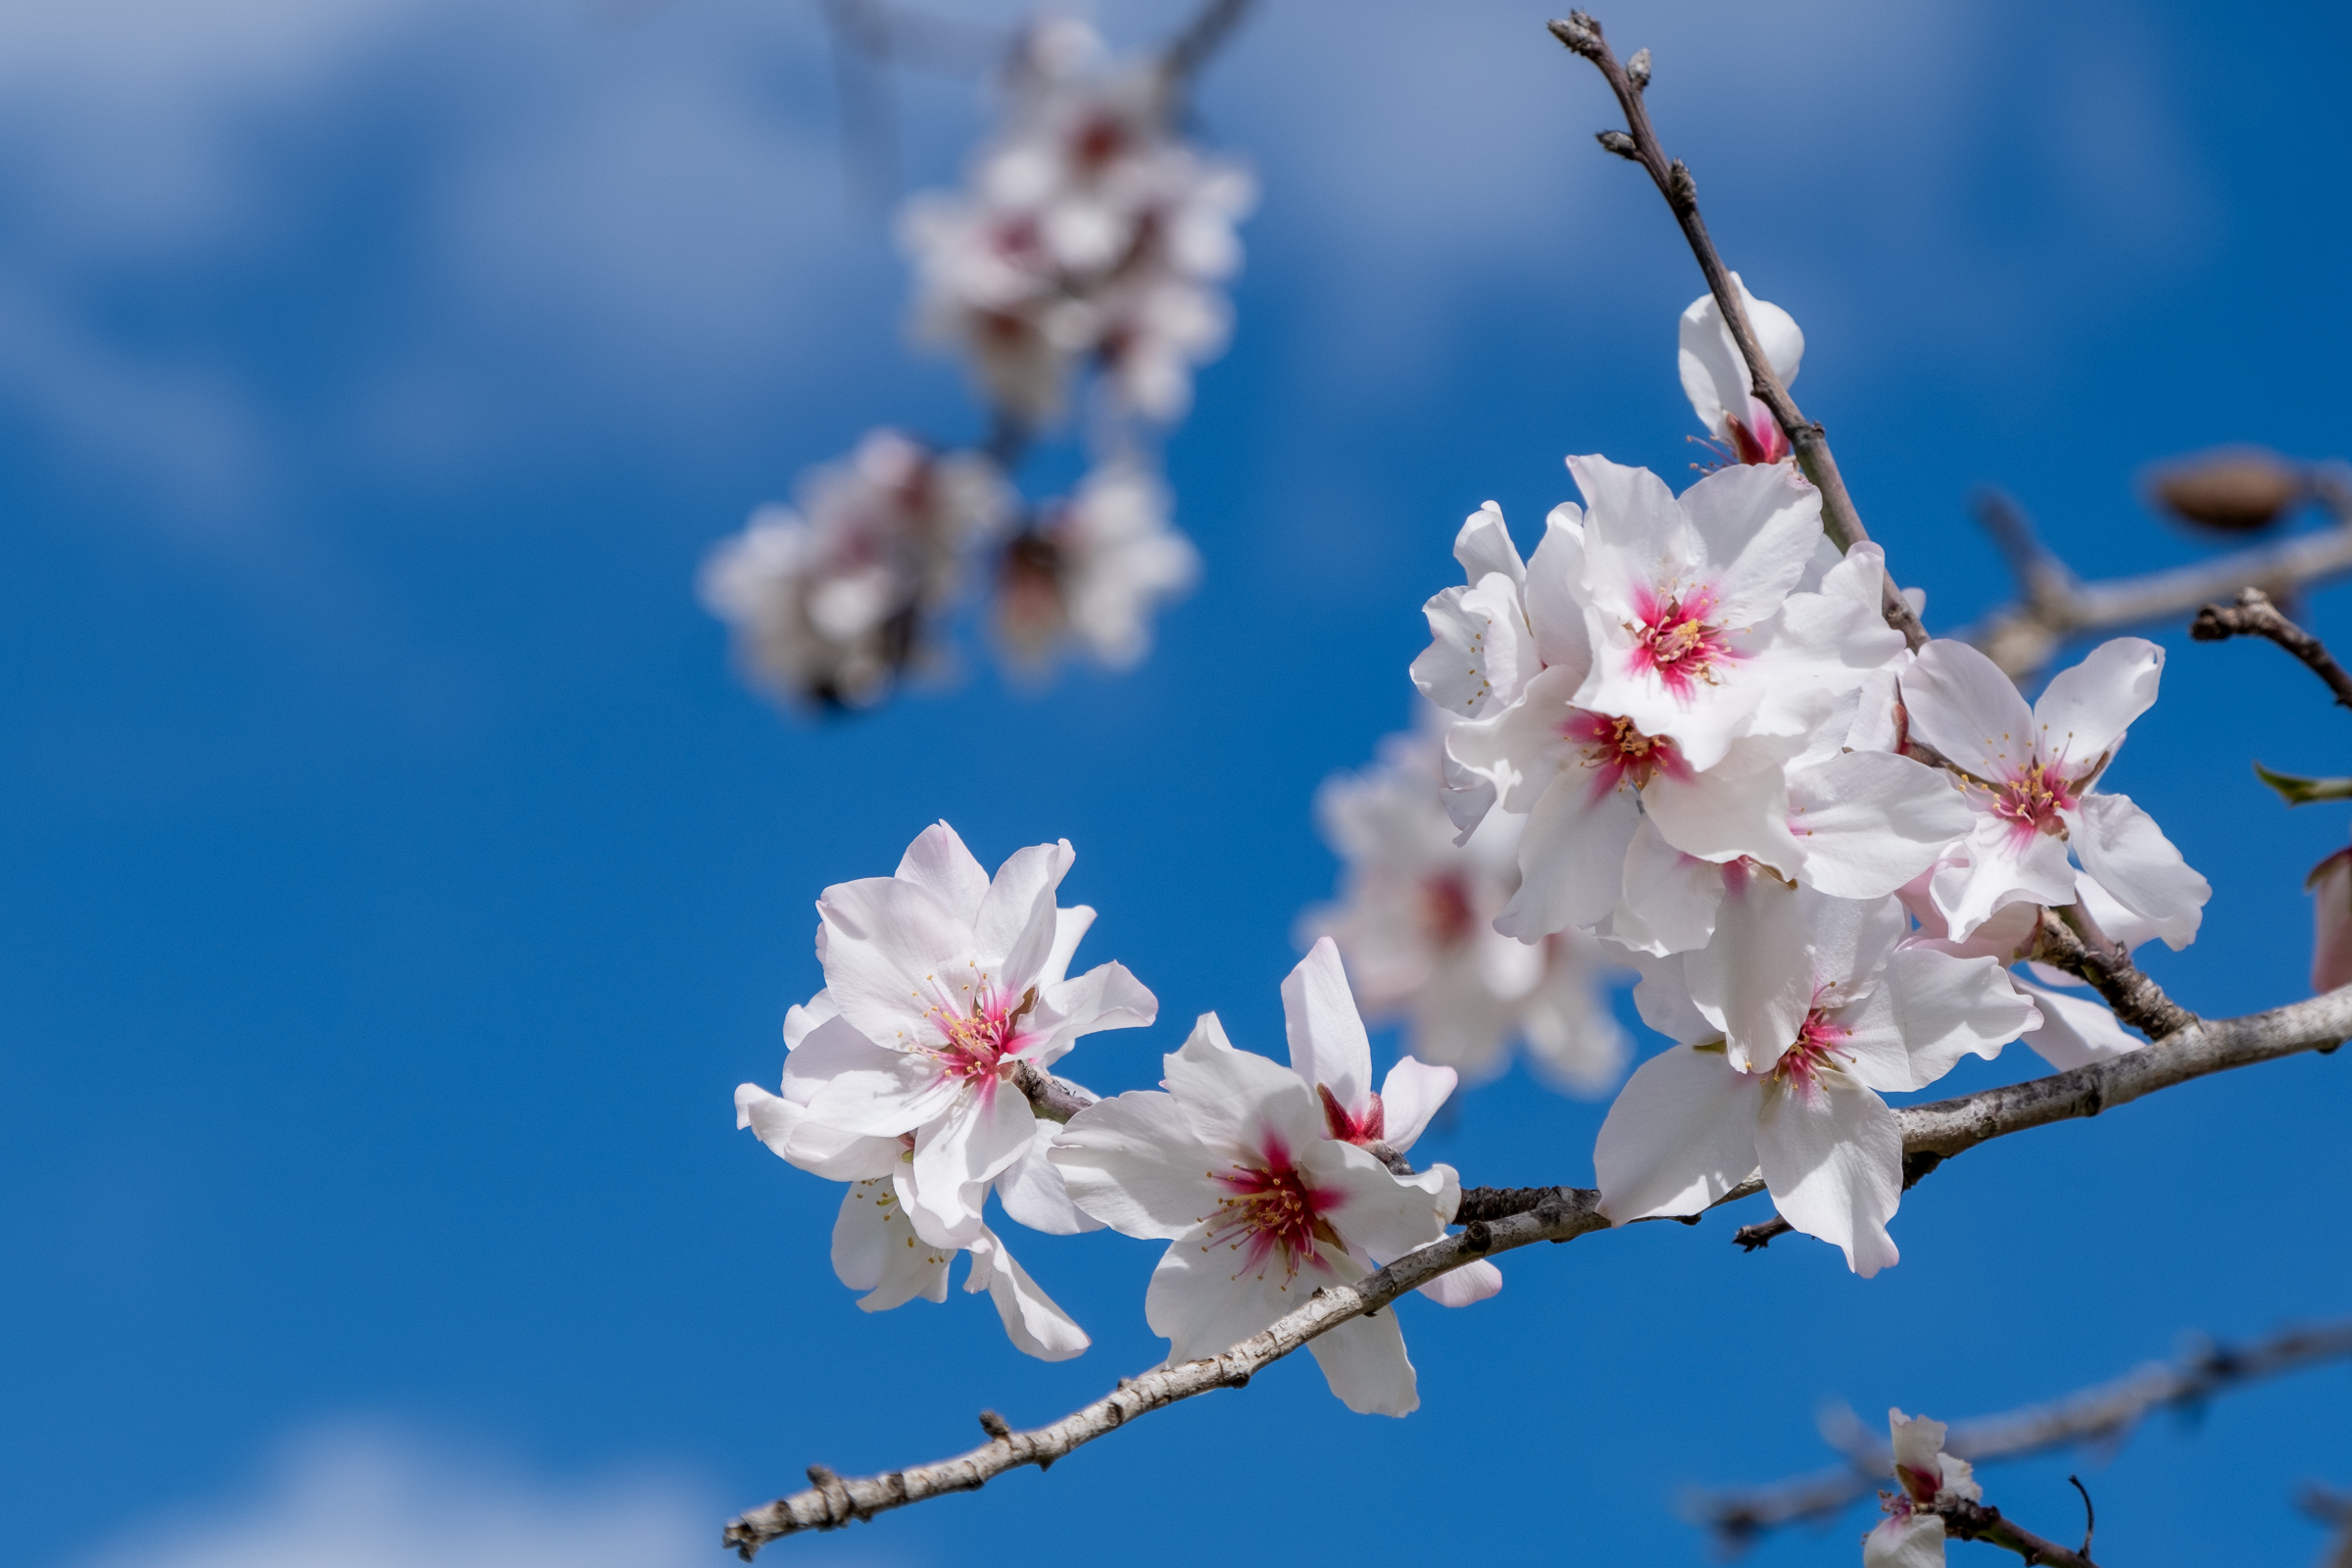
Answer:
[1317,1084,1387,1147]
[1419,873,1476,945]
[1896,1463,1943,1505]
[1990,759,2078,840]
[1770,1007,1850,1096]
[1203,1136,1346,1281]
[1566,710,1690,794]
[923,987,1040,1087]
[1627,584,1737,697]
[1726,408,1790,466]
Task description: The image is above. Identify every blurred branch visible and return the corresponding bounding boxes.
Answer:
[2192,587,2352,710]
[1966,468,2352,679]
[2301,1484,2352,1568]
[1694,1317,2352,1549]
[725,982,2352,1554]
[1547,10,1926,651]
[1162,0,1256,82]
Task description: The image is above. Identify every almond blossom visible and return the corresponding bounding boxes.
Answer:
[699,431,1011,710]
[897,18,1253,430]
[1595,888,2038,1275]
[1281,938,1502,1306]
[1051,1012,1459,1416]
[1898,636,2211,946]
[765,821,1155,1248]
[1679,272,1803,466]
[995,463,1200,672]
[1863,1408,1980,1568]
[1303,723,1627,1093]
[1896,873,2151,1072]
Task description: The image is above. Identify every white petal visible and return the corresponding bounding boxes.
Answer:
[831,1178,953,1310]
[1377,1056,1458,1152]
[1164,1016,1328,1165]
[1899,639,2040,785]
[2069,792,2209,951]
[1049,1089,1215,1240]
[1494,767,1642,939]
[1685,866,1811,1074]
[1303,1248,1420,1416]
[1410,573,1536,720]
[2034,637,2163,775]
[974,839,1075,988]
[1450,500,1525,587]
[1865,1512,1947,1568]
[782,990,838,1052]
[1675,460,1825,629]
[1283,938,1375,1114]
[788,1016,961,1139]
[963,1228,1089,1361]
[817,876,976,1049]
[1040,905,1098,987]
[1030,958,1158,1064]
[736,1082,902,1181]
[994,1125,1103,1235]
[893,821,990,929]
[1837,949,2036,1092]
[1593,1044,1763,1221]
[1930,814,2079,942]
[1523,504,1595,675]
[1641,735,1807,875]
[1754,1068,1902,1277]
[1613,816,1725,956]
[1416,1257,1503,1307]
[1518,938,1632,1096]
[1614,943,1715,1044]
[908,1083,1037,1240]
[2015,979,2142,1071]
[1303,1138,1459,1261]
[1146,1216,1327,1363]
[1788,750,1973,900]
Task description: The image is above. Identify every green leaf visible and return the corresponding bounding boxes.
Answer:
[2253,761,2352,806]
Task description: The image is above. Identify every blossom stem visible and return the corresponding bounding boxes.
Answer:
[1934,1495,2100,1567]
[724,986,2352,1555]
[1547,11,1927,650]
[2191,586,2352,710]
[2032,906,2197,1041]
[1690,1317,2352,1544]
[1010,1060,1098,1123]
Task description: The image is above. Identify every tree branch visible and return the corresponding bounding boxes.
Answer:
[1692,1317,2352,1546]
[1936,1494,2099,1568]
[1010,1061,1097,1123]
[723,984,2352,1555]
[1547,11,1925,650]
[1161,0,1255,83]
[2031,905,2198,1041]
[2191,587,2352,710]
[1966,472,2352,680]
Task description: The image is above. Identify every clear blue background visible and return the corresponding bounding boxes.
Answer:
[5,0,2350,1563]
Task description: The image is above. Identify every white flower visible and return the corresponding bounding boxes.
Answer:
[1679,272,1803,466]
[1051,1013,1459,1416]
[1897,872,2151,1072]
[1898,636,2211,945]
[1595,889,2038,1275]
[772,822,1156,1245]
[1303,723,1627,1093]
[699,431,1010,709]
[1282,938,1501,1306]
[1408,502,1546,836]
[1863,1408,1980,1568]
[995,463,1200,671]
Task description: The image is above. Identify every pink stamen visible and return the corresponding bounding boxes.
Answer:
[1770,1006,1851,1100]
[920,981,1043,1096]
[1564,710,1691,796]
[1625,582,1738,698]
[1201,1135,1347,1282]
[1989,759,2080,845]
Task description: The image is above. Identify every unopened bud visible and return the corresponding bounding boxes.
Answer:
[1547,15,1599,53]
[1595,128,1639,160]
[1627,47,1652,88]
[2148,445,2306,534]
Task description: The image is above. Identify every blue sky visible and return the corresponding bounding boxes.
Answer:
[5,1,2350,1564]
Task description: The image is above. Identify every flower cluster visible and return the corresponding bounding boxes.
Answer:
[1863,1408,1979,1568]
[1302,721,1628,1094]
[702,21,1240,710]
[1408,279,2210,1275]
[738,826,1479,1409]
[899,17,1254,430]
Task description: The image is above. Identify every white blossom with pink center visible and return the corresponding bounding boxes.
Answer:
[765,822,1155,1252]
[1898,637,2211,946]
[897,19,1253,429]
[1863,1408,1981,1568]
[1051,1014,1460,1416]
[1678,272,1803,467]
[1595,889,2038,1275]
[1281,938,1502,1307]
[1301,723,1628,1094]
[995,463,1200,673]
[1409,501,1546,835]
[699,430,1012,709]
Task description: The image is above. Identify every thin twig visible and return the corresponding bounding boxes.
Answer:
[1966,470,2352,679]
[723,984,2352,1555]
[2032,905,2198,1041]
[1011,1061,1096,1123]
[2299,1484,2352,1568]
[2192,587,2352,710]
[1161,0,1255,82]
[1547,11,1926,650]
[1695,1318,2352,1544]
[1936,1495,2100,1567]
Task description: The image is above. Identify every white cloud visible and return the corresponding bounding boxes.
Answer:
[69,1426,719,1568]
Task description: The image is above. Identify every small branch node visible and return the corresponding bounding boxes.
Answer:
[976,1410,1011,1441]
[1595,127,1639,159]
[1625,45,1651,87]
[2069,1475,2095,1557]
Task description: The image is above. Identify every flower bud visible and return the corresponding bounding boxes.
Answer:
[2147,445,2306,534]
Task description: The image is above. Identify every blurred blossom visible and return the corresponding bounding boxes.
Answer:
[1303,724,1628,1094]
[897,17,1255,430]
[698,429,1010,709]
[995,462,1200,673]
